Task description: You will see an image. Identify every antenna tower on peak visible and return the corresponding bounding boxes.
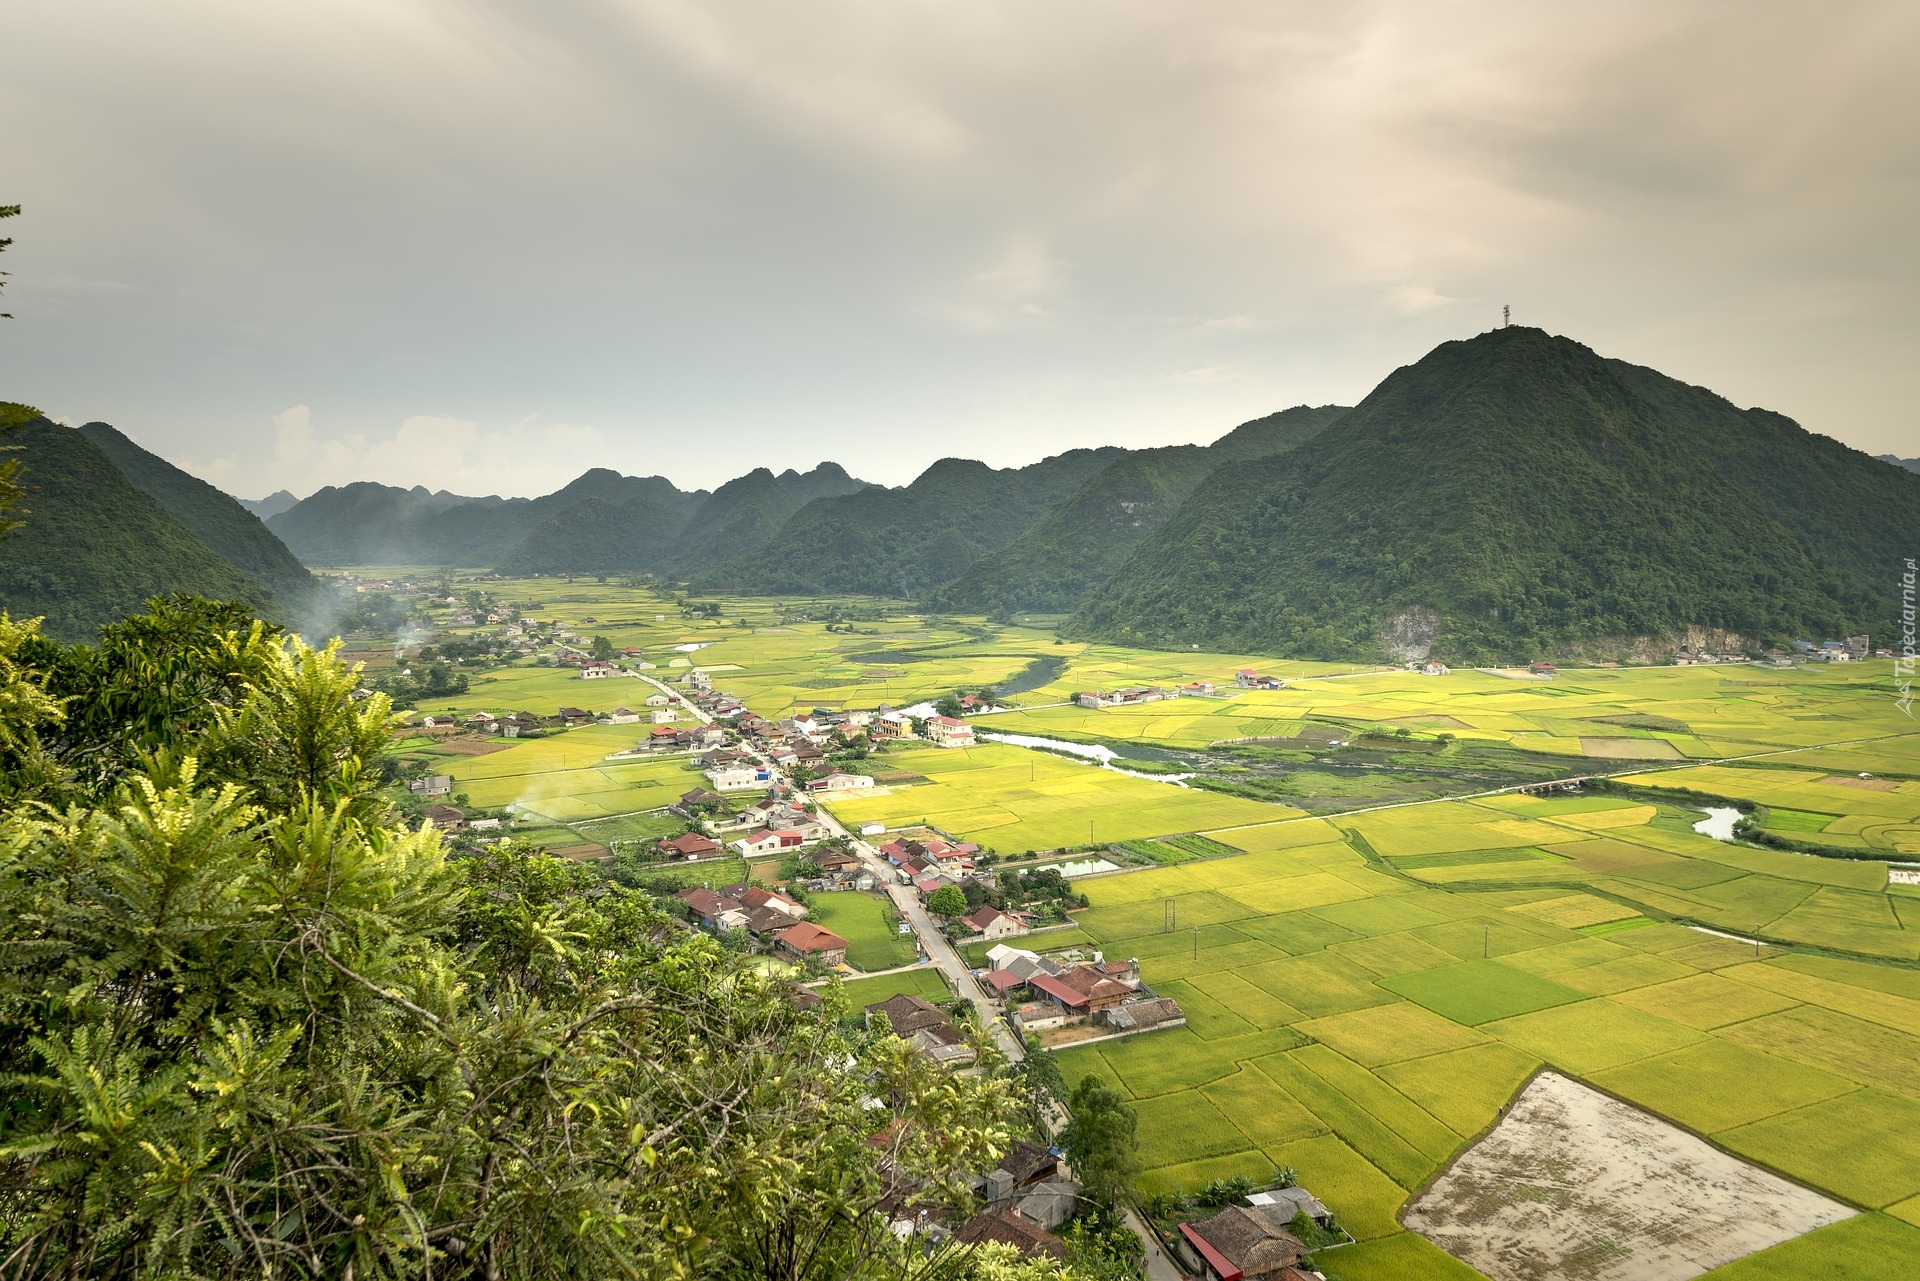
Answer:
[1502,304,1510,328]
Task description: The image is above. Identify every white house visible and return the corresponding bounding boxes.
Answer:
[645,693,672,707]
[706,765,773,792]
[652,709,678,723]
[603,707,641,724]
[805,769,876,794]
[580,661,617,680]
[961,907,1026,940]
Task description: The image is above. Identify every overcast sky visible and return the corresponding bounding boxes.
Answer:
[3,1,1915,498]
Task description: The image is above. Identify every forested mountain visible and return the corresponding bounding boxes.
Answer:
[712,448,1127,597]
[77,421,313,604]
[0,414,274,639]
[1068,327,1920,663]
[237,488,299,519]
[929,405,1349,613]
[267,469,710,567]
[265,481,496,565]
[1881,455,1920,475]
[499,492,695,575]
[665,463,869,577]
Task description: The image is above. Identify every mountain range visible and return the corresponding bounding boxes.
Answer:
[7,327,1915,659]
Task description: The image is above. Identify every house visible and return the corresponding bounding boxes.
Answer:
[723,885,809,921]
[1234,669,1284,690]
[556,706,595,726]
[676,887,749,933]
[730,829,807,856]
[465,712,498,730]
[409,774,453,797]
[1030,962,1138,1017]
[645,693,672,707]
[1075,686,1169,709]
[1182,681,1218,697]
[678,787,726,810]
[865,993,952,1037]
[805,768,876,794]
[1178,1203,1309,1281]
[961,906,1026,940]
[954,1208,1066,1261]
[580,661,617,679]
[600,706,640,724]
[1529,661,1557,676]
[426,804,466,831]
[923,715,975,749]
[1102,996,1187,1033]
[500,712,542,738]
[773,922,849,966]
[1417,661,1450,676]
[646,725,683,749]
[706,765,773,792]
[909,1022,979,1068]
[858,822,888,836]
[652,709,679,723]
[657,831,723,861]
[1247,1186,1332,1230]
[420,714,459,728]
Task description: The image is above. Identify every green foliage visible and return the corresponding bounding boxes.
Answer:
[0,202,16,319]
[1070,327,1918,662]
[666,464,866,578]
[0,603,1031,1279]
[932,407,1348,614]
[714,450,1127,599]
[76,421,314,605]
[927,883,970,917]
[0,418,275,640]
[1061,1074,1142,1208]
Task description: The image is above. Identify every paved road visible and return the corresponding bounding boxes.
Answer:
[649,677,1188,1277]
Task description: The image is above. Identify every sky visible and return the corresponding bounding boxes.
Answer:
[2,0,1916,499]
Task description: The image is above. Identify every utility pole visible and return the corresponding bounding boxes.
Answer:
[1192,925,1199,960]
[1484,924,1490,958]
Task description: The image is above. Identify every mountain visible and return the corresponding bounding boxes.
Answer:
[712,447,1126,598]
[238,489,299,519]
[664,464,869,578]
[266,481,475,565]
[1880,455,1920,476]
[0,415,274,640]
[928,405,1349,613]
[1069,327,1920,663]
[76,422,313,604]
[266,468,710,568]
[499,491,694,575]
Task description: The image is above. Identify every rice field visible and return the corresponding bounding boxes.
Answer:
[380,577,1920,1278]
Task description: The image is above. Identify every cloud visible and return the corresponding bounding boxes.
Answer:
[3,0,1917,484]
[191,407,612,500]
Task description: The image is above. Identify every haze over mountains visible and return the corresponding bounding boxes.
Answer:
[6,327,1916,658]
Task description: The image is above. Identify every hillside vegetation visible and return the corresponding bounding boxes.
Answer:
[0,414,274,639]
[1070,327,1918,663]
[931,406,1349,614]
[715,448,1126,597]
[77,420,313,603]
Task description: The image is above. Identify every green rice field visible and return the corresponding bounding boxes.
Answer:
[382,578,1920,1278]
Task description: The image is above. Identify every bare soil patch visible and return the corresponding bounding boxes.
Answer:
[1404,1072,1852,1281]
[1579,737,1683,760]
[1826,775,1899,791]
[432,738,516,756]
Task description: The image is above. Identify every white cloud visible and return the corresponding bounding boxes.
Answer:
[190,407,612,499]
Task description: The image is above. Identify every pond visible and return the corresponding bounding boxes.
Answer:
[1693,806,1742,841]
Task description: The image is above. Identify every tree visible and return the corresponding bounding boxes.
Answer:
[1061,1074,1142,1208]
[0,400,35,540]
[590,634,614,661]
[927,883,969,917]
[935,694,965,719]
[0,602,1031,1280]
[0,203,17,319]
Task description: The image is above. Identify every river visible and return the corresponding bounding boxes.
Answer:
[1692,807,1742,841]
[977,732,1196,786]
